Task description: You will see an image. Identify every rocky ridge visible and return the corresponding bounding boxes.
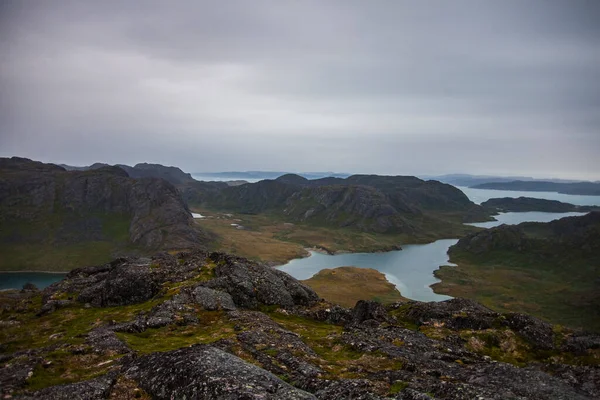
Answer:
[196,174,493,235]
[1,251,598,399]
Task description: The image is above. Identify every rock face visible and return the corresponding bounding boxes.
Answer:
[124,345,316,399]
[202,253,320,309]
[0,157,209,269]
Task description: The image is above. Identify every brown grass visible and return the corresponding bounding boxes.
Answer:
[193,209,412,265]
[301,266,406,308]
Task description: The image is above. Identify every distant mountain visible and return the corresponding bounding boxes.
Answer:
[423,174,584,187]
[192,171,351,181]
[482,197,600,213]
[60,162,196,185]
[473,180,600,196]
[0,157,210,270]
[196,173,493,236]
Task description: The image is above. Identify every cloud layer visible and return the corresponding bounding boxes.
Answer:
[1,1,599,179]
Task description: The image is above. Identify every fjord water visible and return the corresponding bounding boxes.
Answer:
[458,186,600,206]
[279,210,592,303]
[0,272,66,291]
[467,211,586,228]
[279,240,457,302]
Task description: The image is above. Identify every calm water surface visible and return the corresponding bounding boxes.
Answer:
[467,211,586,228]
[0,272,66,290]
[279,240,457,302]
[457,186,600,206]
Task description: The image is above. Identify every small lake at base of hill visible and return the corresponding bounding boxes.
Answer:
[0,272,67,291]
[278,211,589,303]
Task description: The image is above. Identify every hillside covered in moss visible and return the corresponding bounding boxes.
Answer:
[434,212,600,332]
[1,251,598,399]
[0,157,211,271]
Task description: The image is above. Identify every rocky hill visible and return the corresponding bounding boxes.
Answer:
[117,163,196,185]
[0,251,598,399]
[196,174,492,236]
[481,197,599,213]
[61,162,197,186]
[434,212,600,331]
[0,157,210,270]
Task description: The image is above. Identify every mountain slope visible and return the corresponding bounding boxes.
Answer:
[482,197,599,213]
[197,174,492,237]
[0,157,210,270]
[433,212,600,331]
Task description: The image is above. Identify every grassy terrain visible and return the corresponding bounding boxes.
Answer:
[432,248,600,332]
[2,285,597,395]
[301,266,406,307]
[194,208,479,265]
[0,213,141,271]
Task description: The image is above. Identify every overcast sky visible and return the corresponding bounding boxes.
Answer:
[1,1,599,179]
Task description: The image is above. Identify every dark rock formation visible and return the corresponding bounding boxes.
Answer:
[202,253,320,309]
[20,373,118,399]
[124,345,316,399]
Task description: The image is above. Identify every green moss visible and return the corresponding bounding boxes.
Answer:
[117,311,236,354]
[389,381,409,394]
[0,296,165,354]
[26,350,119,391]
[267,311,402,378]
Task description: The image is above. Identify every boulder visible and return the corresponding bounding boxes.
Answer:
[124,344,316,399]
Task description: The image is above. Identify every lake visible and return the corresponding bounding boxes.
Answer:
[467,211,586,228]
[0,272,67,291]
[457,186,600,206]
[279,240,457,302]
[278,210,588,302]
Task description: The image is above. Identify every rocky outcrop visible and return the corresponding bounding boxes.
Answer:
[40,251,319,313]
[202,253,320,309]
[3,252,599,399]
[19,373,118,400]
[124,345,316,399]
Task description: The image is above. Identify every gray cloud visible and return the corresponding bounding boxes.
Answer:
[1,0,599,179]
